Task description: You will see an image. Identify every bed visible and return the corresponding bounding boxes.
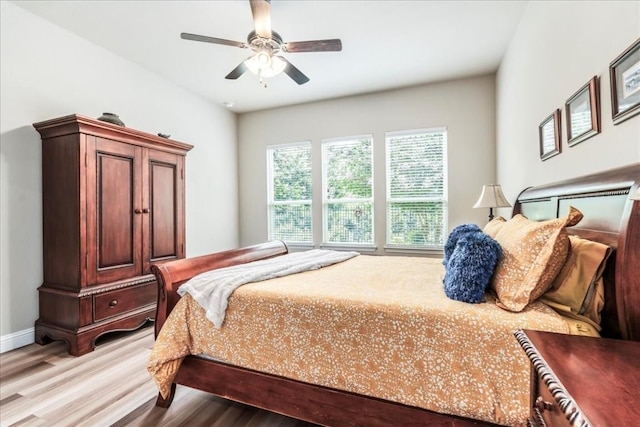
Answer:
[147,163,639,426]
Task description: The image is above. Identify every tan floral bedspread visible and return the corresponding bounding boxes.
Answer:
[148,255,579,426]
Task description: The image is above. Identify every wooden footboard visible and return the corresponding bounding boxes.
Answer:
[150,240,288,337]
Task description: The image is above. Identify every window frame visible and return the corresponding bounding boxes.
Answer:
[266,141,313,246]
[320,134,375,249]
[384,127,448,251]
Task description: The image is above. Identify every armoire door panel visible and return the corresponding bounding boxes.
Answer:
[150,160,177,260]
[98,152,136,267]
[143,148,184,273]
[87,137,143,284]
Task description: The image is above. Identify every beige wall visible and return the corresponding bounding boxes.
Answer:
[238,75,497,251]
[0,2,239,344]
[496,0,640,217]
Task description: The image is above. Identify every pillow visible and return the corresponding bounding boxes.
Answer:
[582,277,606,327]
[483,216,507,238]
[443,230,502,303]
[490,206,583,312]
[539,235,611,326]
[442,223,482,266]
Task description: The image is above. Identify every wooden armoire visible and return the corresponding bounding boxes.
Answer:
[33,114,193,356]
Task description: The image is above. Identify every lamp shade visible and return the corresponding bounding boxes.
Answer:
[630,187,640,201]
[473,184,511,209]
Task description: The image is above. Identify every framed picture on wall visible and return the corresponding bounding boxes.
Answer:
[539,109,561,161]
[565,76,601,146]
[610,38,640,124]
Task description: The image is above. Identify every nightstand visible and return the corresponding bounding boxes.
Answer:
[515,329,640,427]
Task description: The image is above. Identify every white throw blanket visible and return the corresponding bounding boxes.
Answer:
[178,249,359,328]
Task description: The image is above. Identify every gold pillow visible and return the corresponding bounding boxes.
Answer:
[483,216,506,238]
[539,235,611,326]
[490,206,583,312]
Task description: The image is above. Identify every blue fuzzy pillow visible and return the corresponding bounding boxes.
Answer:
[443,230,502,304]
[443,223,482,266]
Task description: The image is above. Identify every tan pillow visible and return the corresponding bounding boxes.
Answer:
[582,277,606,327]
[483,216,507,238]
[490,206,583,312]
[540,235,611,326]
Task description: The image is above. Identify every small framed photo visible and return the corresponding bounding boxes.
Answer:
[610,38,640,124]
[539,109,561,161]
[565,76,601,146]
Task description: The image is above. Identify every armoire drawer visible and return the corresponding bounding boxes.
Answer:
[94,283,156,321]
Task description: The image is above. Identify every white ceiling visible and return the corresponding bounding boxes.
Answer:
[13,0,528,113]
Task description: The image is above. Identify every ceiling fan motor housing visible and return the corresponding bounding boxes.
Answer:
[247,30,283,54]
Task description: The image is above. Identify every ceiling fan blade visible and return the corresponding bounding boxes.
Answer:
[225,61,249,80]
[181,32,246,48]
[284,39,342,53]
[250,0,272,39]
[280,57,309,85]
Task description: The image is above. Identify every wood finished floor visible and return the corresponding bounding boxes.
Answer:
[0,326,319,427]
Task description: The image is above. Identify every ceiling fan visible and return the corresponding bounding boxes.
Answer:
[180,0,342,85]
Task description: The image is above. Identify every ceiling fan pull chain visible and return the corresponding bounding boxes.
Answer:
[258,71,267,88]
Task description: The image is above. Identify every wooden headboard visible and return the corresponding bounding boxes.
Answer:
[512,163,640,341]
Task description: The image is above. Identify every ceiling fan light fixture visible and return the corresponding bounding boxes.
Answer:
[255,50,271,68]
[244,51,269,74]
[244,51,286,78]
[261,55,286,77]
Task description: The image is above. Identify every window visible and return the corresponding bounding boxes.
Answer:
[386,128,448,248]
[267,142,312,244]
[322,135,373,245]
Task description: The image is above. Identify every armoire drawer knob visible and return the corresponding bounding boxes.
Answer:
[109,299,118,308]
[535,396,554,412]
[134,209,142,214]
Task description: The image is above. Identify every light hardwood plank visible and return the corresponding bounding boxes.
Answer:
[0,327,318,427]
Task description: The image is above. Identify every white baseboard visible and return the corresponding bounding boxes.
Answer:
[1,327,35,353]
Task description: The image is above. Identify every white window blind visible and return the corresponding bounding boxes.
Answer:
[386,128,448,248]
[267,142,312,243]
[322,136,373,245]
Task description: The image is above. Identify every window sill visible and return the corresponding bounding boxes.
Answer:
[383,245,444,257]
[320,243,377,253]
[283,242,315,252]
